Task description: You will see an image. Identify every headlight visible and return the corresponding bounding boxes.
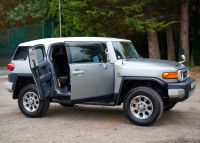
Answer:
[162,72,178,79]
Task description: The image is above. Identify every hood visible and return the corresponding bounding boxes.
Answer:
[124,58,187,71]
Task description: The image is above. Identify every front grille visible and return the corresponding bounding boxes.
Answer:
[178,69,189,81]
[183,71,188,78]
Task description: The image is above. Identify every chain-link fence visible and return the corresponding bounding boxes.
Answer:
[0,22,54,67]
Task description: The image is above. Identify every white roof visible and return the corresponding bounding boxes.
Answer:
[19,37,131,47]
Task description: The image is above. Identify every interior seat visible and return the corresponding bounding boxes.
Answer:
[52,52,70,91]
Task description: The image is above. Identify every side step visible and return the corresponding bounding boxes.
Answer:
[52,98,71,104]
[52,98,116,106]
[83,101,115,106]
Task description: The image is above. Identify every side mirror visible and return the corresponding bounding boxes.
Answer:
[181,55,186,61]
[179,54,186,64]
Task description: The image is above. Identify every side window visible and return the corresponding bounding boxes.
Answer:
[36,48,44,63]
[70,43,104,63]
[13,46,29,60]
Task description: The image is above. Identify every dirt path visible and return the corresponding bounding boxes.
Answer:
[0,78,200,143]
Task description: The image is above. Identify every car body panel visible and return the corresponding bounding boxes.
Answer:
[70,63,114,100]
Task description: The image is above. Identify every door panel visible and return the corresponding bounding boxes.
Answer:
[70,63,114,100]
[66,41,114,100]
[28,45,55,100]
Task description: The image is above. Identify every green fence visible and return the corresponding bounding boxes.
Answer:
[0,22,54,67]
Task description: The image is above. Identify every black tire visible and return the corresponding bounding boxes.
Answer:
[18,84,50,118]
[164,103,176,111]
[59,103,75,107]
[123,87,164,126]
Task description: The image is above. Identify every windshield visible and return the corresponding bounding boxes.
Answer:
[112,41,139,59]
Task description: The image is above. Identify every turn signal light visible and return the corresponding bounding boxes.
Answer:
[162,72,178,79]
[7,63,15,71]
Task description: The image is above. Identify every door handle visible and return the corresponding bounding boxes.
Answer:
[72,70,84,75]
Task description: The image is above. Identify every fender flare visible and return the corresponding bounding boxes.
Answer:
[115,76,168,105]
[12,74,34,99]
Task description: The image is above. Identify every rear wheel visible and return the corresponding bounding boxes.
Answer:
[123,87,163,126]
[18,84,50,118]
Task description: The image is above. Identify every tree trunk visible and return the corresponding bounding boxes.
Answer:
[196,0,200,36]
[180,1,189,62]
[166,26,175,61]
[147,32,160,59]
[191,51,195,66]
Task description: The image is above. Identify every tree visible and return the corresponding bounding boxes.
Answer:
[0,0,24,30]
[122,0,193,61]
[157,0,181,61]
[5,0,194,64]
[140,1,162,59]
[49,0,88,37]
[180,0,189,62]
[166,26,175,61]
[0,3,7,31]
[190,0,200,65]
[147,32,160,58]
[60,0,172,59]
[7,0,50,26]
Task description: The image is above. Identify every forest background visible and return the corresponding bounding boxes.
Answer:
[0,0,200,65]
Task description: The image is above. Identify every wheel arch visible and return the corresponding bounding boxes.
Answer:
[12,74,35,99]
[115,77,169,105]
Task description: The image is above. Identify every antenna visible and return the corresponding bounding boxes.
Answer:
[59,0,62,37]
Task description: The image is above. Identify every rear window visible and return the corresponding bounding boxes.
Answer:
[13,46,29,60]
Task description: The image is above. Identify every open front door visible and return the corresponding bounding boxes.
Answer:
[28,44,55,100]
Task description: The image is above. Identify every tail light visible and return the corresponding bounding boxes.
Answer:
[7,63,15,71]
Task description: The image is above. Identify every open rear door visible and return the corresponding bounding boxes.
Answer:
[28,44,55,100]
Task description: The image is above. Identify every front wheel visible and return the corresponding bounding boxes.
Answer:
[18,84,50,118]
[123,87,164,126]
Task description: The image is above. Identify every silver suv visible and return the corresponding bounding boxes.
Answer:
[5,37,196,126]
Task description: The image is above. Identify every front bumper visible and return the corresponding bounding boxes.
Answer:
[168,78,195,103]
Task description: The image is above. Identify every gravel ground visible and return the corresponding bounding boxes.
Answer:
[0,78,200,143]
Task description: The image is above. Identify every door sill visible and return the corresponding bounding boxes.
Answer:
[52,98,71,104]
[83,101,115,106]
